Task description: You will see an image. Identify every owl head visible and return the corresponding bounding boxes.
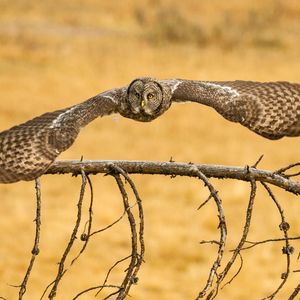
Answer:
[121,77,172,122]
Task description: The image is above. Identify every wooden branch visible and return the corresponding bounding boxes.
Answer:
[48,170,87,299]
[46,160,300,194]
[18,178,41,299]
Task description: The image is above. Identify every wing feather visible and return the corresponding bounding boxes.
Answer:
[0,91,120,183]
[169,79,300,139]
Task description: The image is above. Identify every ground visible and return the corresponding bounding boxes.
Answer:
[0,1,300,299]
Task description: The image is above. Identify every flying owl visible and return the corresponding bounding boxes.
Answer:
[127,77,300,139]
[0,84,170,183]
[1,77,300,183]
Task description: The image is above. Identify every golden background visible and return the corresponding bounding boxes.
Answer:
[0,1,300,299]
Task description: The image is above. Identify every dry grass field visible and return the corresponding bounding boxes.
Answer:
[1,1,300,299]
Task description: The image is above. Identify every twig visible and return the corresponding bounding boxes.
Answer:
[197,194,213,210]
[199,240,221,246]
[276,163,300,174]
[261,183,292,300]
[222,253,244,288]
[48,170,87,299]
[208,178,257,299]
[189,166,227,300]
[239,236,300,251]
[288,284,300,300]
[40,280,55,300]
[72,165,144,300]
[89,202,137,237]
[73,285,122,300]
[112,172,139,300]
[111,165,145,288]
[252,154,264,168]
[72,256,131,299]
[71,175,94,265]
[18,178,42,299]
[95,255,132,297]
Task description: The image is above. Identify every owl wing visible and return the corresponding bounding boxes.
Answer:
[165,79,300,140]
[0,89,122,183]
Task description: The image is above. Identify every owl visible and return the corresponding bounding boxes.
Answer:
[1,77,300,183]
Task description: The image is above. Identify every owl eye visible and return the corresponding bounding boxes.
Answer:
[135,92,140,98]
[147,93,155,100]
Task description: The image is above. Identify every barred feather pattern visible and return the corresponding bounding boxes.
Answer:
[166,79,300,140]
[0,91,120,183]
[0,110,69,183]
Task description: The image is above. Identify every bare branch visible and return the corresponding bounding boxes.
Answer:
[89,202,137,237]
[111,165,145,286]
[18,177,42,299]
[261,183,292,300]
[112,171,140,300]
[199,240,221,246]
[73,255,131,299]
[73,285,122,300]
[190,166,227,300]
[222,253,244,288]
[239,236,300,251]
[71,175,94,265]
[46,160,300,194]
[48,170,87,299]
[289,284,300,300]
[276,163,300,174]
[8,159,300,299]
[197,194,213,210]
[208,178,257,299]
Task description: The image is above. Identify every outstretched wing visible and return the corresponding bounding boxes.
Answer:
[0,90,121,183]
[165,79,300,139]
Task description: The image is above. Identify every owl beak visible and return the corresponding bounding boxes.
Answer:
[140,100,145,108]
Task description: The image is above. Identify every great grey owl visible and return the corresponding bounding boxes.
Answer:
[1,77,300,183]
[0,83,169,183]
[128,77,300,139]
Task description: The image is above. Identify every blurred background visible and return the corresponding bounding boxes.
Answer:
[1,0,300,299]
